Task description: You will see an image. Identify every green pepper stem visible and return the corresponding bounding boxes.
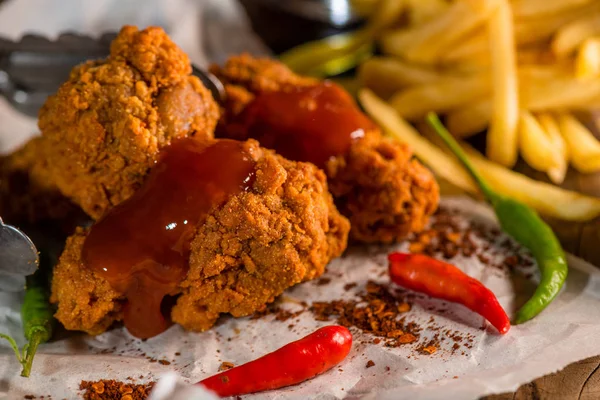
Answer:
[20,329,43,378]
[0,333,23,364]
[425,112,499,203]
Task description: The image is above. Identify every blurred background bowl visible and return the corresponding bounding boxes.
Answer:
[239,0,365,53]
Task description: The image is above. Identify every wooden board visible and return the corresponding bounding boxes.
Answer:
[484,356,600,400]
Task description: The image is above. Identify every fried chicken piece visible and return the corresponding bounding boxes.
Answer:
[34,26,219,220]
[211,54,439,243]
[51,139,349,335]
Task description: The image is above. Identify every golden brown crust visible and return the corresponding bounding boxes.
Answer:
[51,139,349,335]
[212,54,440,243]
[36,26,219,219]
[50,228,124,335]
[326,134,440,243]
[173,141,348,331]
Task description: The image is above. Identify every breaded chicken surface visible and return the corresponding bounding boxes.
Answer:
[50,139,349,335]
[211,54,439,243]
[34,26,220,219]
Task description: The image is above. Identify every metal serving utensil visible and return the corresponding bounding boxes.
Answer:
[0,218,39,292]
[0,32,225,118]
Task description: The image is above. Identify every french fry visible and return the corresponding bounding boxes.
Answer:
[520,72,600,110]
[446,100,491,138]
[358,57,441,99]
[511,0,593,19]
[517,45,556,66]
[537,112,569,182]
[380,1,467,58]
[551,12,600,57]
[441,30,488,64]
[486,0,519,167]
[575,37,600,79]
[514,1,600,46]
[557,113,600,173]
[359,89,600,221]
[406,0,450,25]
[389,73,490,120]
[518,111,567,184]
[364,0,407,34]
[380,0,498,64]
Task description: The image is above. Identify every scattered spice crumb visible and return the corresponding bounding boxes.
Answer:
[397,333,417,344]
[311,281,422,349]
[407,207,533,273]
[158,359,171,366]
[366,360,375,368]
[420,346,437,355]
[80,380,155,400]
[343,283,357,291]
[219,362,235,371]
[316,277,331,286]
[252,303,305,322]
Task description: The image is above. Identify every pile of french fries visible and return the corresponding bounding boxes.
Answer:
[357,0,600,184]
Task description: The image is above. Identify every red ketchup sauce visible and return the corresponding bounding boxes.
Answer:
[224,82,375,168]
[82,139,256,339]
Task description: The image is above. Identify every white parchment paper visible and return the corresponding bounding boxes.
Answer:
[1,1,600,399]
[2,197,600,400]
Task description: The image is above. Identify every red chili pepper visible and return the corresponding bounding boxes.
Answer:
[388,252,510,334]
[197,325,352,397]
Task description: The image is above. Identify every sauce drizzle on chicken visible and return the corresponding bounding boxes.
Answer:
[226,82,375,168]
[82,138,256,338]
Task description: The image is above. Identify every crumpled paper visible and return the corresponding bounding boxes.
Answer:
[2,197,600,399]
[2,1,600,399]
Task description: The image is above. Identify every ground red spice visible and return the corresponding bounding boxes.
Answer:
[311,281,421,348]
[366,360,375,368]
[79,380,155,400]
[407,207,533,273]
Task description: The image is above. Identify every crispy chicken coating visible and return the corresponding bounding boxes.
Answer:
[50,139,349,335]
[35,26,219,219]
[51,228,122,335]
[211,54,439,243]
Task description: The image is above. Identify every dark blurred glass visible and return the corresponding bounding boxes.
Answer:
[239,0,365,54]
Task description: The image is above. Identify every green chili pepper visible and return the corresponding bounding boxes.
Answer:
[279,31,374,78]
[1,271,54,377]
[426,112,568,324]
